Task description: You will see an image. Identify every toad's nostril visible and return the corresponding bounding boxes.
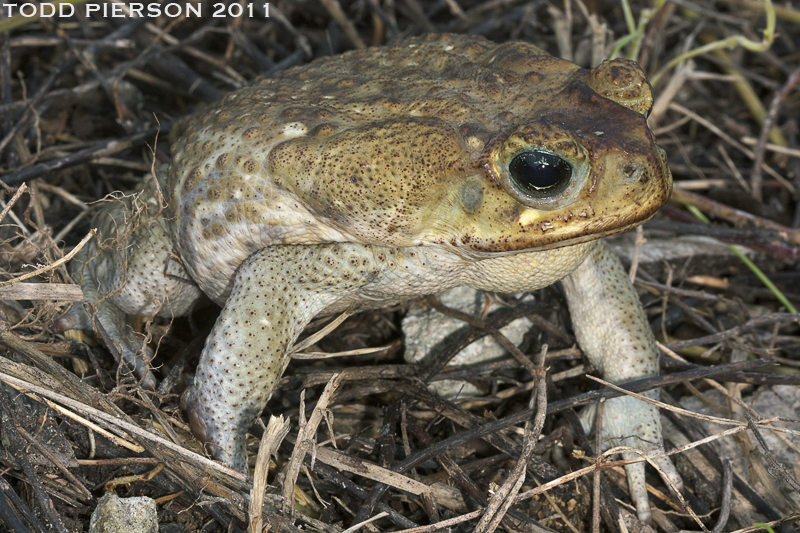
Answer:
[622,163,642,181]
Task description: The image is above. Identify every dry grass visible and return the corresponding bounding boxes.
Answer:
[1,0,799,531]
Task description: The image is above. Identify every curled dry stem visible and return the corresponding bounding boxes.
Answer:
[650,0,775,86]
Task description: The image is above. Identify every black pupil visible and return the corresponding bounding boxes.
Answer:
[509,151,572,196]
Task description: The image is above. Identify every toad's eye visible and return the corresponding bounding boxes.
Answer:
[508,151,572,198]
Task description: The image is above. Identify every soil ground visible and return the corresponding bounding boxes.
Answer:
[0,0,799,532]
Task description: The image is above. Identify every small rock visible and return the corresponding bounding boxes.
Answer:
[89,493,158,533]
[403,286,533,398]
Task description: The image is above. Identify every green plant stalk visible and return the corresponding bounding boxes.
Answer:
[707,42,787,148]
[609,0,657,61]
[619,0,637,36]
[686,205,797,313]
[650,0,775,86]
[610,33,636,60]
[727,0,800,24]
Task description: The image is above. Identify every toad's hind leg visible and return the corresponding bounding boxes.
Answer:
[54,177,202,388]
[185,243,390,472]
[560,241,683,524]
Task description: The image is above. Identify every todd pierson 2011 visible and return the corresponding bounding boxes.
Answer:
[3,2,270,18]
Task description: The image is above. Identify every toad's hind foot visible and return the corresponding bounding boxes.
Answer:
[55,176,202,388]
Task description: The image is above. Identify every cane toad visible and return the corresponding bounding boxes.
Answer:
[57,34,681,522]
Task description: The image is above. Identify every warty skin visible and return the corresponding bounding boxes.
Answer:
[56,34,681,524]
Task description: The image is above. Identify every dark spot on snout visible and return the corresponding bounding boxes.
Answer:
[500,203,523,222]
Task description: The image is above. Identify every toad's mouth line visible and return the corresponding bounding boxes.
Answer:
[446,212,659,260]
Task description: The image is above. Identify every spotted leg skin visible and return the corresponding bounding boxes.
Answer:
[185,243,390,472]
[54,176,202,388]
[560,241,683,524]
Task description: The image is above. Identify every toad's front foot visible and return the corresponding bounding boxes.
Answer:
[184,243,385,473]
[582,392,683,524]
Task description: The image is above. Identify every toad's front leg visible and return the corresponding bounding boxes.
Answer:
[185,243,390,472]
[560,241,683,524]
